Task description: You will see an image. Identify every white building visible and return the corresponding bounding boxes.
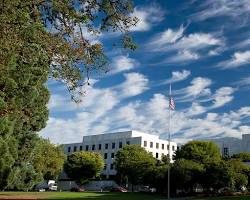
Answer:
[63,130,177,178]
[209,134,250,157]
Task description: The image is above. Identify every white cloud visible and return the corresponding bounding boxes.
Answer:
[130,5,164,32]
[119,73,149,98]
[147,27,223,64]
[211,87,234,108]
[149,29,223,53]
[171,70,191,82]
[173,33,222,51]
[162,70,191,85]
[234,76,250,87]
[175,77,212,101]
[206,113,219,121]
[218,51,250,69]
[208,47,224,56]
[48,94,79,112]
[234,38,250,49]
[149,25,185,47]
[187,102,207,116]
[41,73,247,145]
[167,50,200,63]
[73,25,101,45]
[172,79,235,113]
[239,126,250,134]
[191,0,250,23]
[110,55,138,74]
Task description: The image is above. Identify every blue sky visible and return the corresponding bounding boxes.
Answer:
[40,0,250,144]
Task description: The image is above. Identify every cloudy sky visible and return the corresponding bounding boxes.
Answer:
[40,0,250,144]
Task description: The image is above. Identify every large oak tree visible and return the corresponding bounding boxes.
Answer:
[0,0,137,190]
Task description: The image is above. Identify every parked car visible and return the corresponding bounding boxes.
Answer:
[48,180,58,191]
[139,186,156,193]
[110,186,128,192]
[37,180,57,192]
[71,186,85,192]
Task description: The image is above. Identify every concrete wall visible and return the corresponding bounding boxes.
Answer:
[209,134,250,156]
[62,130,177,176]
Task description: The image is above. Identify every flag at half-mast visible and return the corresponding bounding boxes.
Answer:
[169,84,175,110]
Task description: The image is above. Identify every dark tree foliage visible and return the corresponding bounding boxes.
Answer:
[114,145,156,191]
[231,153,250,162]
[144,155,170,193]
[174,141,221,164]
[171,159,204,193]
[64,151,104,184]
[0,0,137,190]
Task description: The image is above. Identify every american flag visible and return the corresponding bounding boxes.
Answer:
[169,96,175,110]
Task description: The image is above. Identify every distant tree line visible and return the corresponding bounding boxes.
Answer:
[111,142,250,196]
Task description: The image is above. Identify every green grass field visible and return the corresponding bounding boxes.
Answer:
[0,192,250,200]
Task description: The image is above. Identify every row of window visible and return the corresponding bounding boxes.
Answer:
[103,152,115,159]
[143,141,175,151]
[104,163,115,170]
[68,141,130,153]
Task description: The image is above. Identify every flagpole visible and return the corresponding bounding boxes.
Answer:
[168,83,171,200]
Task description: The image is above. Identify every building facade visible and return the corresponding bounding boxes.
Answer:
[63,130,177,177]
[209,134,250,157]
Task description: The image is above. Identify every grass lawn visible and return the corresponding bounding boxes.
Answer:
[0,192,166,200]
[0,192,250,200]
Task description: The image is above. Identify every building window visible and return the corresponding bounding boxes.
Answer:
[80,146,82,151]
[110,164,114,170]
[126,141,130,145]
[86,145,89,151]
[119,142,122,148]
[112,142,115,149]
[144,141,147,147]
[105,143,109,149]
[167,145,169,150]
[223,147,229,157]
[172,146,175,151]
[156,143,159,149]
[111,153,115,159]
[68,146,71,153]
[92,144,95,150]
[150,142,153,148]
[73,146,77,152]
[156,153,159,159]
[104,164,107,170]
[104,153,108,159]
[98,144,102,150]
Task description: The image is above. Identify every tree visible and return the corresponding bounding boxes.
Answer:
[228,159,249,190]
[0,0,137,189]
[202,160,233,191]
[7,164,42,191]
[145,155,170,193]
[231,153,250,162]
[31,139,66,180]
[174,141,221,164]
[0,135,18,190]
[203,160,248,191]
[171,159,204,194]
[64,152,104,184]
[114,145,156,191]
